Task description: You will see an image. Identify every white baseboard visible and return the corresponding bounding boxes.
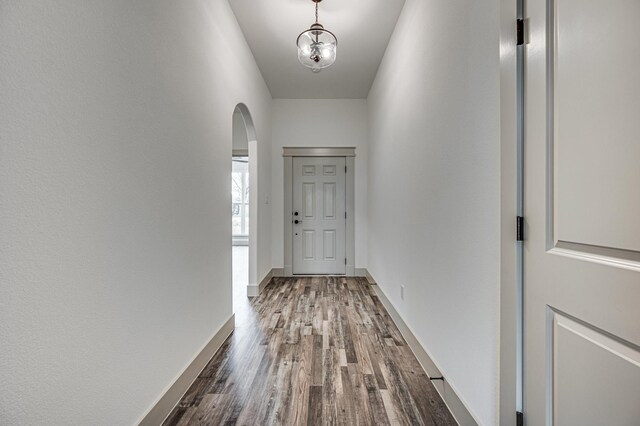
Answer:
[271,267,367,278]
[137,315,235,426]
[354,268,368,277]
[248,269,275,297]
[368,272,479,426]
[271,268,285,277]
[364,269,376,284]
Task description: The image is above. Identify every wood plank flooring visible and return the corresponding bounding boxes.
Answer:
[163,277,456,426]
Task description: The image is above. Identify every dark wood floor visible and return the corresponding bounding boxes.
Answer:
[163,277,456,426]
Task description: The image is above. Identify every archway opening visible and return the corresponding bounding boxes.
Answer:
[231,104,258,313]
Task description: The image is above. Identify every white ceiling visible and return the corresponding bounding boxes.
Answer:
[229,0,405,99]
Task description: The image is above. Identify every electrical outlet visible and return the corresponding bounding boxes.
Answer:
[401,285,405,301]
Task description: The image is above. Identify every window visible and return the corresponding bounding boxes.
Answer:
[232,157,249,244]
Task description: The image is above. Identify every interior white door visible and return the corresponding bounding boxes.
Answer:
[293,157,346,275]
[523,0,640,424]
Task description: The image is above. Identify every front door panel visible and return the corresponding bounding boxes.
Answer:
[293,157,346,274]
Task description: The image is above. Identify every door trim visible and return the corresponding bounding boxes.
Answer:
[283,146,356,157]
[283,148,356,276]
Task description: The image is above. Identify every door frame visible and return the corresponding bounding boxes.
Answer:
[498,0,520,424]
[283,147,356,276]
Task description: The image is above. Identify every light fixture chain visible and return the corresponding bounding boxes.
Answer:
[315,1,318,24]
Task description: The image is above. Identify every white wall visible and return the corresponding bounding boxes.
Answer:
[0,1,271,424]
[367,0,500,424]
[270,99,368,269]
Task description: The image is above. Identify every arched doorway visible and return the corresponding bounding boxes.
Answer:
[231,104,258,310]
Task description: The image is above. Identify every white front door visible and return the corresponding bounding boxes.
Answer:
[292,157,346,275]
[523,0,640,424]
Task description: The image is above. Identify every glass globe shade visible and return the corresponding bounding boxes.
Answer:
[297,24,337,73]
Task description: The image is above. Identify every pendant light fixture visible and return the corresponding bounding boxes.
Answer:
[296,0,337,73]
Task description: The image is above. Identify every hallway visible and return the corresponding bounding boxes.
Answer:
[163,277,456,426]
[6,0,639,424]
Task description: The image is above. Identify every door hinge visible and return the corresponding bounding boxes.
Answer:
[345,165,347,173]
[516,19,524,45]
[345,211,347,219]
[345,258,347,265]
[516,411,524,426]
[516,216,524,241]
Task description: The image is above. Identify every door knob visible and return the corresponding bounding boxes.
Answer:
[294,220,300,224]
[294,211,299,216]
